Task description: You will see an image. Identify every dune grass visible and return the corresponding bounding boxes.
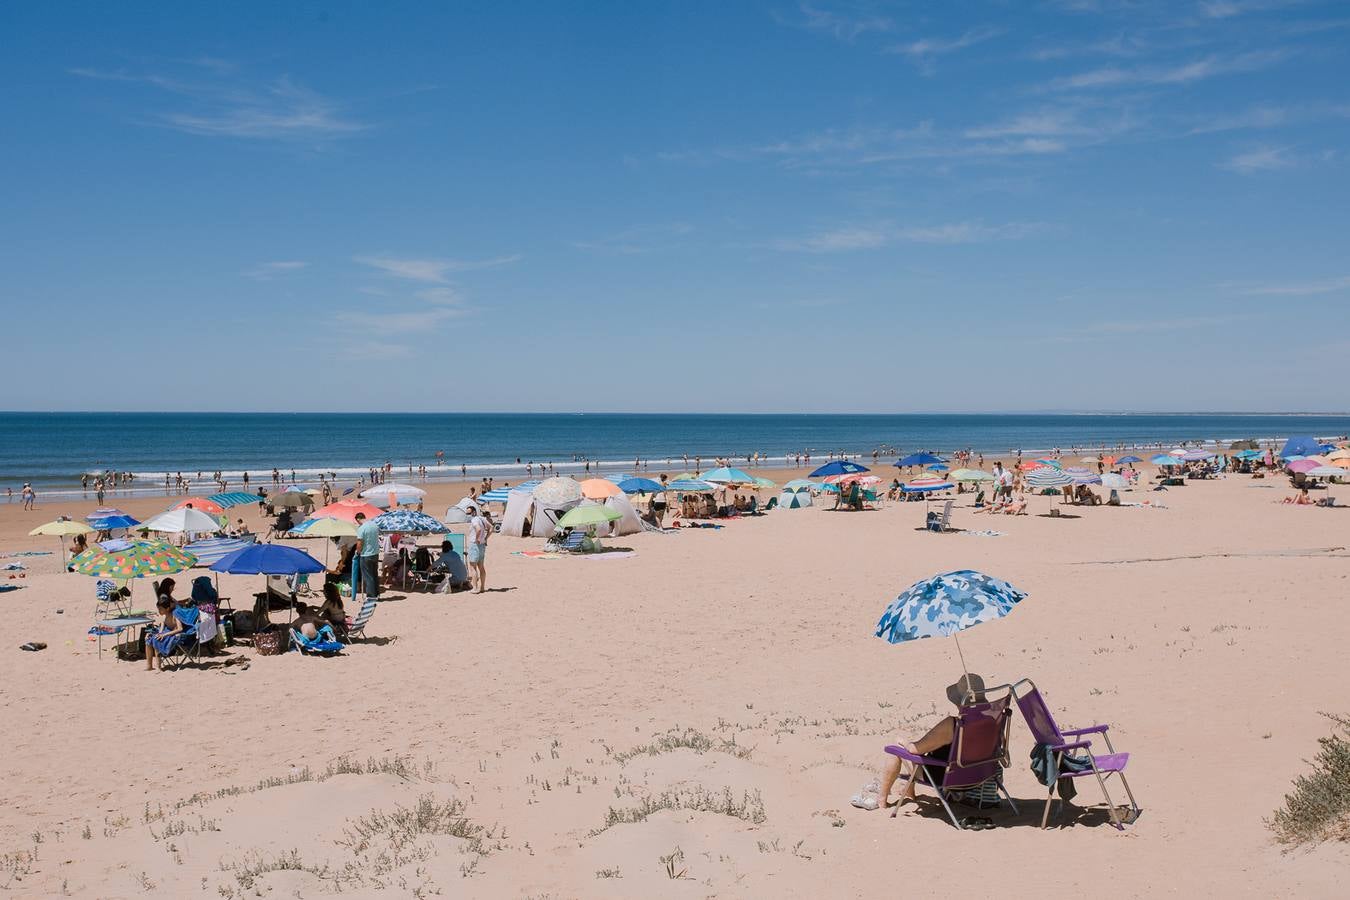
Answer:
[1270,713,1350,845]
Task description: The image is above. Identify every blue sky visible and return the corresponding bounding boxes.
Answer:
[2,1,1348,413]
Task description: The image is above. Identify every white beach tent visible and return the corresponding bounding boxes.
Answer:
[603,493,642,536]
[499,485,582,538]
[444,497,478,525]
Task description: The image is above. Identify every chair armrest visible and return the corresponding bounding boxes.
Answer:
[1061,724,1108,737]
[884,745,947,767]
[1051,741,1092,752]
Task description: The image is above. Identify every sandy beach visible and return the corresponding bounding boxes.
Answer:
[0,464,1346,897]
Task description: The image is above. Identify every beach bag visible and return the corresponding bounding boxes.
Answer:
[254,628,287,656]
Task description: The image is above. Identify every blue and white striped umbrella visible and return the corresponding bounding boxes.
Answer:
[876,570,1028,644]
[1026,468,1073,489]
[476,489,512,503]
[208,491,263,509]
[371,510,449,534]
[1064,466,1101,485]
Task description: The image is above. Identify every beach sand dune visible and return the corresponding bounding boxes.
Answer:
[0,471,1347,896]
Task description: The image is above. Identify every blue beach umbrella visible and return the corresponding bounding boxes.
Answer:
[1150,454,1181,466]
[617,477,664,494]
[209,543,325,575]
[701,466,756,484]
[666,479,717,493]
[208,491,262,509]
[809,460,870,478]
[896,452,943,468]
[87,514,141,531]
[876,569,1029,676]
[1115,455,1143,465]
[927,463,950,472]
[476,489,512,503]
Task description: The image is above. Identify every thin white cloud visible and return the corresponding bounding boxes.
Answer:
[888,27,1002,74]
[773,221,1043,252]
[1047,50,1287,90]
[243,260,308,280]
[1219,145,1294,173]
[336,307,465,335]
[787,1,893,40]
[572,223,694,254]
[354,254,522,283]
[1044,315,1248,343]
[1187,103,1350,134]
[1236,275,1350,295]
[1199,0,1310,19]
[70,67,364,140]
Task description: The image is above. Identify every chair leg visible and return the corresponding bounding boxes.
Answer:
[997,779,1019,816]
[890,765,921,819]
[1090,764,1124,830]
[1041,784,1055,828]
[1116,772,1141,817]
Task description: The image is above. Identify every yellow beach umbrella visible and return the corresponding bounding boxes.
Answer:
[29,519,94,565]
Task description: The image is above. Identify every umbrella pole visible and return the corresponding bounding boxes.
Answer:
[952,632,972,685]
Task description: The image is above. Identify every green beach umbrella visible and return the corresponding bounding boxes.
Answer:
[752,477,777,489]
[949,468,995,483]
[557,505,623,528]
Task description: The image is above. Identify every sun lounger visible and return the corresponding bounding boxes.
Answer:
[549,530,587,553]
[1012,679,1140,829]
[884,694,1019,829]
[290,623,343,655]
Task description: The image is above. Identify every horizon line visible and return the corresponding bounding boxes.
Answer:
[3,409,1350,417]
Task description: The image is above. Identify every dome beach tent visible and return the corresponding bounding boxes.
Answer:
[603,493,643,536]
[500,479,583,538]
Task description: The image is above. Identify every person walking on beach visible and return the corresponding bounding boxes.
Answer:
[21,483,36,510]
[354,512,381,602]
[467,505,491,593]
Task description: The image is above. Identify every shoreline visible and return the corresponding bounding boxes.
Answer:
[8,434,1319,499]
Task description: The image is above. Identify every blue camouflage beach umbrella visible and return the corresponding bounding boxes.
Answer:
[1115,455,1143,465]
[876,569,1029,675]
[809,460,869,478]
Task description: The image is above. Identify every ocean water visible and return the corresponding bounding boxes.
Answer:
[4,411,1348,497]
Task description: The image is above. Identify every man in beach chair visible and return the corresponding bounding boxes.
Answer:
[869,675,1019,829]
[1013,679,1140,829]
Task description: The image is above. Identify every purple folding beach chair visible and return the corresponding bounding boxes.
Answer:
[884,695,1019,829]
[1013,679,1140,829]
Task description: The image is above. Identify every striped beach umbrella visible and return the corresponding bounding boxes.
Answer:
[1065,467,1102,485]
[476,489,512,503]
[69,540,197,579]
[902,474,953,492]
[208,491,262,509]
[1025,468,1073,490]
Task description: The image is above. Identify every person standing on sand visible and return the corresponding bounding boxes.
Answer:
[354,512,381,602]
[467,505,491,593]
[21,483,36,510]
